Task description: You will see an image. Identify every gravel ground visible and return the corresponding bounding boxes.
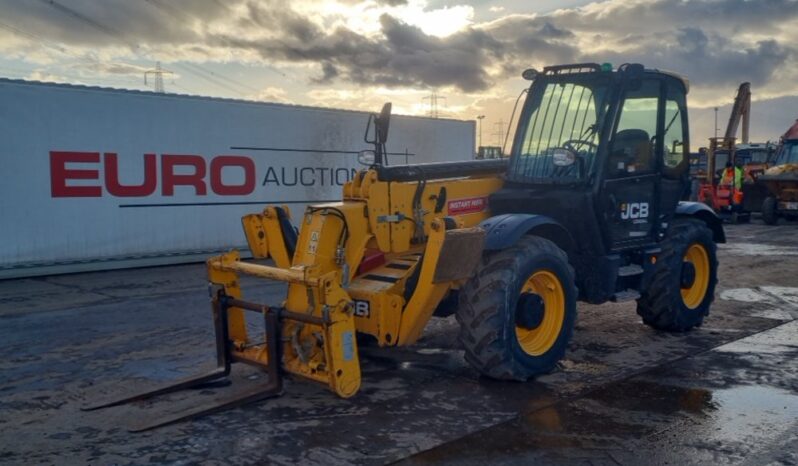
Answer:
[0,221,796,465]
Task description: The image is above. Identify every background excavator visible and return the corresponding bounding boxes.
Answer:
[697,82,751,222]
[694,83,778,220]
[84,63,724,432]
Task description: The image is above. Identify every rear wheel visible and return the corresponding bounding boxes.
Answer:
[762,196,778,225]
[636,219,718,331]
[456,236,577,380]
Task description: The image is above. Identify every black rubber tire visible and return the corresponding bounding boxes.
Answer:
[762,196,778,225]
[636,219,718,332]
[456,236,577,380]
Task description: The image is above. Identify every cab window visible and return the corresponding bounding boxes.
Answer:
[608,79,660,177]
[662,82,688,177]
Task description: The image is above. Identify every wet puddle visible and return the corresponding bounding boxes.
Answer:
[708,384,798,443]
[720,286,798,321]
[401,321,798,465]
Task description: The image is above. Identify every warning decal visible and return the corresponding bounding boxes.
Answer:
[447,196,487,215]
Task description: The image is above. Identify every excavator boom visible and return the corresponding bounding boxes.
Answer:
[725,82,751,144]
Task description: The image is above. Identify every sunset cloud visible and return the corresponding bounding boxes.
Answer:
[0,0,795,139]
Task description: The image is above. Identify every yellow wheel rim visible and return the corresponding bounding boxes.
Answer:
[681,243,710,309]
[515,270,565,356]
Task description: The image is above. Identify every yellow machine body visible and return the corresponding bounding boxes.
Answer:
[85,66,724,433]
[206,167,503,397]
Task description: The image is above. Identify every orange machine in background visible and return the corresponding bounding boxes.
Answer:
[698,137,749,223]
[696,83,752,223]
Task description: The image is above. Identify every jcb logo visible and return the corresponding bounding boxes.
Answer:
[353,300,370,318]
[620,202,649,220]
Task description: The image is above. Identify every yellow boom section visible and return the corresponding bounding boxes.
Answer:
[208,166,504,398]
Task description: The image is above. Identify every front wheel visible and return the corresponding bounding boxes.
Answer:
[456,236,577,380]
[636,219,718,331]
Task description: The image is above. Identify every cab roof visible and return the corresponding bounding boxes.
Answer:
[536,62,690,94]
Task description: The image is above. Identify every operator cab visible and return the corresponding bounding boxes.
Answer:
[736,143,775,166]
[491,63,691,255]
[774,140,798,166]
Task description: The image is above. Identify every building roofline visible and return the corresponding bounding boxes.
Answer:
[0,77,472,124]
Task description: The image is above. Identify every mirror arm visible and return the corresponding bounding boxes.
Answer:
[374,142,384,166]
[364,114,376,144]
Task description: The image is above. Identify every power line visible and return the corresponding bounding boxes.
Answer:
[423,91,446,118]
[0,20,67,53]
[173,63,247,96]
[143,0,184,21]
[40,0,138,50]
[169,82,200,95]
[23,1,283,98]
[0,19,131,82]
[144,61,173,93]
[39,0,247,96]
[180,62,258,94]
[492,119,506,147]
[143,0,287,80]
[0,65,143,87]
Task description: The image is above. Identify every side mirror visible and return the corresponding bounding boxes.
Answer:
[377,102,392,143]
[357,150,376,166]
[363,102,392,167]
[552,148,576,166]
[522,68,539,81]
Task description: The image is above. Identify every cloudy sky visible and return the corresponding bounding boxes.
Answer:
[0,0,795,145]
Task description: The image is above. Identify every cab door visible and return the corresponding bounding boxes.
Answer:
[659,81,690,219]
[600,78,662,250]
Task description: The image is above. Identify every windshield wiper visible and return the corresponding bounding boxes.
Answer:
[665,109,680,134]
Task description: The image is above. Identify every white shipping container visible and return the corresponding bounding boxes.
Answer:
[0,79,475,278]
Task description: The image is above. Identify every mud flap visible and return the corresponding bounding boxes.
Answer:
[433,227,486,283]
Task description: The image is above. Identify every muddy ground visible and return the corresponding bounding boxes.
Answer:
[0,221,796,465]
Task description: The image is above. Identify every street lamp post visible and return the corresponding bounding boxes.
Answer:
[477,115,486,148]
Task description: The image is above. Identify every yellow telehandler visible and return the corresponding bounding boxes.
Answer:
[85,63,724,431]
